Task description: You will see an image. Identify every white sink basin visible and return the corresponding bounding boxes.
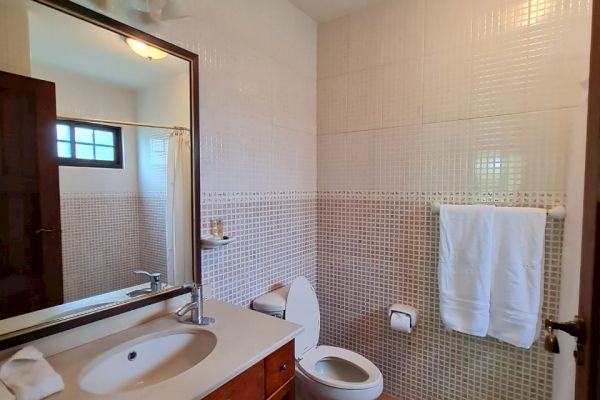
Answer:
[79,330,217,395]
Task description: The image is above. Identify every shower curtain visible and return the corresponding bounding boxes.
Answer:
[166,129,193,285]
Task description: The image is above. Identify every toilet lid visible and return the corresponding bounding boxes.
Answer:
[285,277,319,358]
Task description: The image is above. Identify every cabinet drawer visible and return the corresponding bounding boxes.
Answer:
[267,377,294,400]
[205,361,265,400]
[265,340,295,397]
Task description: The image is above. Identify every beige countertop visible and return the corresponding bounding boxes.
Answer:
[44,299,302,399]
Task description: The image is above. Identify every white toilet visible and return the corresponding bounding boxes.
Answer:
[252,277,383,400]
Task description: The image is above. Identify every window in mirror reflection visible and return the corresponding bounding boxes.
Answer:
[56,121,122,168]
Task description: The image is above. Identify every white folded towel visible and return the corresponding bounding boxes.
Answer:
[0,381,14,400]
[489,207,547,348]
[438,204,495,336]
[0,346,64,400]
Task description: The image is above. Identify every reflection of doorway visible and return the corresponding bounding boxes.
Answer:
[0,71,63,319]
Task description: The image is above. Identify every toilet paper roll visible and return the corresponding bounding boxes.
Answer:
[390,312,412,333]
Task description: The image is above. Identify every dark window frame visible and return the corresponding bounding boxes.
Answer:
[56,120,123,169]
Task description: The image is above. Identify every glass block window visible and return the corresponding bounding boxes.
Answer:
[56,120,122,168]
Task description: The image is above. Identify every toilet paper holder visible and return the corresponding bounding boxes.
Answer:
[388,304,418,328]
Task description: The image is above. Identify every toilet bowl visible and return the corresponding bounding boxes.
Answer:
[253,277,383,400]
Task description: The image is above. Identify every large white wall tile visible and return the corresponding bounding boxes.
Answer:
[317,134,348,191]
[380,0,425,64]
[318,74,348,134]
[348,3,386,72]
[346,130,381,190]
[423,47,472,123]
[274,66,317,133]
[144,0,318,193]
[383,59,423,127]
[425,0,473,55]
[318,16,349,79]
[317,0,590,196]
[347,67,384,131]
[378,125,421,191]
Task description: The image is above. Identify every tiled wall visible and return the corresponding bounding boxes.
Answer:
[317,0,591,399]
[201,192,316,307]
[61,193,141,302]
[319,191,564,400]
[147,1,319,303]
[61,193,168,302]
[138,194,168,279]
[66,0,318,306]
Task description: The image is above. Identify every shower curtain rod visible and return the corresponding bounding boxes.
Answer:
[57,115,190,132]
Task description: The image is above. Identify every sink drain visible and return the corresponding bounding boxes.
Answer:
[127,351,137,361]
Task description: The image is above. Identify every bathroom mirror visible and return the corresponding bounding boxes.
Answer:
[0,0,199,349]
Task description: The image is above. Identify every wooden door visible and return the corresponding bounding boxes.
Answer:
[0,71,62,319]
[575,0,600,397]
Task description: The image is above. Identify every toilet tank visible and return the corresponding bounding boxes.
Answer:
[252,286,289,318]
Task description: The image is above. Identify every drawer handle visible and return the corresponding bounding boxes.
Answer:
[280,363,288,371]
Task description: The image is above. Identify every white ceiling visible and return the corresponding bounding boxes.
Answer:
[289,0,384,23]
[27,1,188,90]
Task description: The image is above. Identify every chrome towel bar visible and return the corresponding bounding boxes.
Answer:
[430,201,566,220]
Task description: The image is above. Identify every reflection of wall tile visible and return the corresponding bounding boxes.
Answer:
[318,191,564,400]
[61,193,140,302]
[61,193,167,302]
[139,194,167,280]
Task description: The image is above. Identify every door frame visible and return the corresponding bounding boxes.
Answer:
[575,0,600,398]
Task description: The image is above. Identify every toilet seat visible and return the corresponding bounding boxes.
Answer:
[298,345,382,390]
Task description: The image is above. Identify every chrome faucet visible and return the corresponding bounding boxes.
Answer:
[175,283,215,325]
[127,270,163,297]
[134,270,162,292]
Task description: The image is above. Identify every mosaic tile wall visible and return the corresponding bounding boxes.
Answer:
[316,0,590,399]
[318,191,564,400]
[61,193,141,302]
[139,194,168,279]
[60,193,168,302]
[201,192,316,307]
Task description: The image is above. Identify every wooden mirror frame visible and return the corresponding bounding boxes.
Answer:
[0,0,200,350]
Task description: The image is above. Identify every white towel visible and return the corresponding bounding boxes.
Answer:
[0,346,64,400]
[489,207,547,348]
[438,204,495,336]
[0,381,14,400]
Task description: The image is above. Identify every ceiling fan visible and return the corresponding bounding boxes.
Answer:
[87,0,190,26]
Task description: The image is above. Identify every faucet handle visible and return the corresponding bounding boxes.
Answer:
[134,270,161,279]
[182,282,202,300]
[182,282,198,290]
[134,270,162,291]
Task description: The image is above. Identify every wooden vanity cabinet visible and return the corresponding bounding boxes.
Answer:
[205,340,295,400]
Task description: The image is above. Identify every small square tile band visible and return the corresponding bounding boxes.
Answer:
[317,191,564,400]
[61,192,167,302]
[201,192,317,307]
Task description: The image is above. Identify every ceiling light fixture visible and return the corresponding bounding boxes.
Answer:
[125,38,168,61]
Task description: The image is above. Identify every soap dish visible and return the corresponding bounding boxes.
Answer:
[201,236,236,249]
